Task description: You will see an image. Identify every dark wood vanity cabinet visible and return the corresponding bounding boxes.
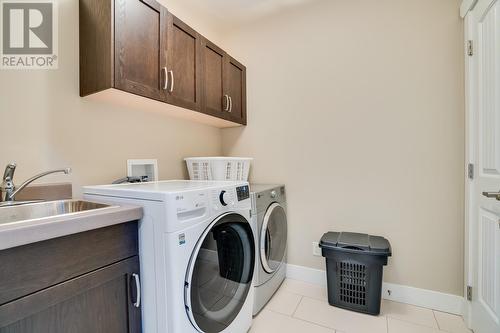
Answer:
[0,222,141,333]
[80,0,247,126]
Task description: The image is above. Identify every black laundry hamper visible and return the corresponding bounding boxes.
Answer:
[319,232,391,315]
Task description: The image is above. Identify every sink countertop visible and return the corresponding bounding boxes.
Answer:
[0,202,143,251]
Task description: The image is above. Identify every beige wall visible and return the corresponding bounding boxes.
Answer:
[0,0,465,296]
[0,0,223,196]
[221,0,465,295]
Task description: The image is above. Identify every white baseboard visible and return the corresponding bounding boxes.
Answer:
[286,263,327,285]
[381,282,465,315]
[285,264,465,315]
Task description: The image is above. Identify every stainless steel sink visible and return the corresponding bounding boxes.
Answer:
[0,200,43,207]
[0,200,111,225]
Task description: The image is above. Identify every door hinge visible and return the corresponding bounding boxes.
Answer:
[467,285,472,301]
[468,163,474,180]
[467,40,473,56]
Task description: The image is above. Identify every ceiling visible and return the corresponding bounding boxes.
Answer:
[175,0,321,26]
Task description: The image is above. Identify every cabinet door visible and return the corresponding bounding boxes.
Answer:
[224,56,247,125]
[0,257,141,333]
[201,38,228,118]
[165,13,202,111]
[115,0,167,101]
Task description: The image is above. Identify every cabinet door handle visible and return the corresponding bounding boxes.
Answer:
[224,95,230,111]
[228,96,233,113]
[168,70,174,93]
[162,67,168,90]
[132,273,141,308]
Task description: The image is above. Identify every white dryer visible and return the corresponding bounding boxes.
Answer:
[250,184,288,315]
[84,180,255,333]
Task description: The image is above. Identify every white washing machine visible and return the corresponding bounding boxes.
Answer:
[250,184,288,315]
[84,180,255,333]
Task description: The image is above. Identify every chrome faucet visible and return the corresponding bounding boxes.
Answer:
[0,162,71,202]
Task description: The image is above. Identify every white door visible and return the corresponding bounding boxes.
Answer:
[466,0,500,332]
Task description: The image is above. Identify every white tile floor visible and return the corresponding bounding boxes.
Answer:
[250,279,472,333]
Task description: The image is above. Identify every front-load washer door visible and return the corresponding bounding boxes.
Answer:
[185,213,255,333]
[260,203,287,274]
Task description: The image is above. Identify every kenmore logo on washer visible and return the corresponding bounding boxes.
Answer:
[1,0,58,69]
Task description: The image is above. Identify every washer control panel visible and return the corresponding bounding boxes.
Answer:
[211,185,250,212]
[212,188,234,211]
[236,185,250,201]
[219,190,230,206]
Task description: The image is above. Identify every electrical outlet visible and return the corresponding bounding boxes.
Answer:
[312,242,322,256]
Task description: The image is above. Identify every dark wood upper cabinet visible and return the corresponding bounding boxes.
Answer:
[201,38,226,118]
[114,0,167,101]
[79,0,247,126]
[165,14,202,111]
[79,0,114,96]
[201,39,247,125]
[225,56,247,125]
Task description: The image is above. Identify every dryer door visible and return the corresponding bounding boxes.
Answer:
[185,213,255,333]
[260,203,287,273]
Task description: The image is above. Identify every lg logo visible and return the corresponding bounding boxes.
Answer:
[1,0,57,69]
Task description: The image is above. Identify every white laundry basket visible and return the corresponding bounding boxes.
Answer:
[185,157,253,181]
